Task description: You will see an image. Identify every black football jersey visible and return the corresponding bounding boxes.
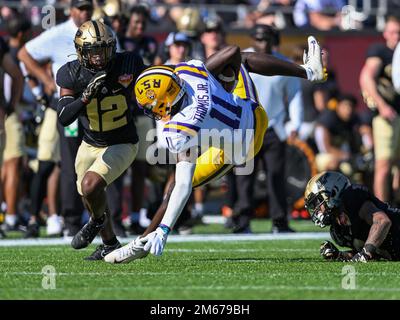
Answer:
[56,52,145,147]
[331,184,400,260]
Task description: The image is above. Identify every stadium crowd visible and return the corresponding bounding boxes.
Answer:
[0,0,399,239]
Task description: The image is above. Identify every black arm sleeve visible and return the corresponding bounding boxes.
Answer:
[57,95,85,127]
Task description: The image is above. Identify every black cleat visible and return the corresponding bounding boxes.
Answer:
[112,220,127,238]
[24,222,40,238]
[71,218,105,249]
[271,225,296,234]
[84,242,122,261]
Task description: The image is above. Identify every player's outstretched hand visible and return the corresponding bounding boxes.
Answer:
[142,225,170,256]
[320,240,339,260]
[81,71,107,103]
[301,36,328,83]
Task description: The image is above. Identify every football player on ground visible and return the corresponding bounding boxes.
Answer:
[56,20,145,260]
[105,36,327,263]
[305,171,400,262]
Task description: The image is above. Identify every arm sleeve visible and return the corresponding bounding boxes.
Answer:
[393,44,400,94]
[57,95,86,127]
[160,160,196,229]
[56,63,84,126]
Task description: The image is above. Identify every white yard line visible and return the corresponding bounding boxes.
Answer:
[0,232,329,247]
[2,284,400,293]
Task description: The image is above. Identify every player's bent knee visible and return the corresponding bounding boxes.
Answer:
[81,172,106,200]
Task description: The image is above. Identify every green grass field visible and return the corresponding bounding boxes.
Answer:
[1,220,400,300]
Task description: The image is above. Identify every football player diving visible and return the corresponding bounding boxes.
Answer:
[56,20,145,259]
[105,36,327,263]
[305,171,400,262]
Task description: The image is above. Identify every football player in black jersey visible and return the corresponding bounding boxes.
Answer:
[305,171,400,262]
[56,20,145,259]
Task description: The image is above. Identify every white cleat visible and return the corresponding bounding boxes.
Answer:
[301,36,327,83]
[46,215,63,236]
[104,236,149,264]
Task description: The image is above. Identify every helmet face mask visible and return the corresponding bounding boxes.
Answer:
[305,192,334,228]
[304,171,351,228]
[75,20,116,72]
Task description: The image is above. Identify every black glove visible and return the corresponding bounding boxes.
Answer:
[81,71,107,103]
[320,240,339,260]
[350,247,373,263]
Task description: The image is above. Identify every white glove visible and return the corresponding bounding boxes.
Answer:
[301,36,327,83]
[142,225,170,256]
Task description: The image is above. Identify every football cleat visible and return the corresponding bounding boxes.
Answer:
[71,217,105,249]
[46,215,63,237]
[24,222,40,238]
[104,237,149,263]
[301,36,327,83]
[84,241,122,261]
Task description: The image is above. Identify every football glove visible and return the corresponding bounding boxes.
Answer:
[301,36,328,83]
[350,247,373,263]
[81,71,107,104]
[320,240,340,260]
[142,224,171,256]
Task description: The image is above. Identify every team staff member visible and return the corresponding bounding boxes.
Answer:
[57,20,145,260]
[18,0,94,237]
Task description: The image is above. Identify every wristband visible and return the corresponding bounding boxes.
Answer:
[364,243,377,256]
[159,224,171,235]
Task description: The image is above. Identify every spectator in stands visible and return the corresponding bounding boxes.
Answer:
[175,7,205,61]
[200,15,226,59]
[293,0,345,30]
[360,15,400,202]
[122,4,158,66]
[163,32,191,65]
[230,24,303,233]
[314,94,363,173]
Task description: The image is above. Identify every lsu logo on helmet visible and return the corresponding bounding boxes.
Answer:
[134,66,186,120]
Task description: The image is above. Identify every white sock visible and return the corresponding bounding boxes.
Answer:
[5,214,17,227]
[139,208,151,227]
